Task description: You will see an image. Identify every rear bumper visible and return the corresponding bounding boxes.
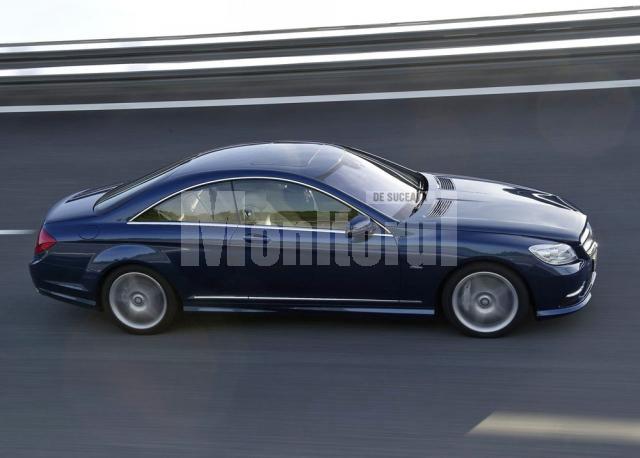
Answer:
[30,256,98,309]
[36,287,97,308]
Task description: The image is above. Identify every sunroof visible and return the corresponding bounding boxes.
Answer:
[250,143,323,167]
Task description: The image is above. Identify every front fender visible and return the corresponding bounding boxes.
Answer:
[441,230,590,313]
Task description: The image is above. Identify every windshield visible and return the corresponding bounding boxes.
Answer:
[320,147,423,220]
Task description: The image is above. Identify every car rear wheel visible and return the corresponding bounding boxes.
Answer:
[103,266,178,334]
[442,263,529,337]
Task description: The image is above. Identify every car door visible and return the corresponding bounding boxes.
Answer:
[224,178,401,307]
[132,181,241,299]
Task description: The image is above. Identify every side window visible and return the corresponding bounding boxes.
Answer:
[232,179,358,229]
[135,181,238,223]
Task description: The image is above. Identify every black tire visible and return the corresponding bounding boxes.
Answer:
[441,262,530,337]
[102,265,179,335]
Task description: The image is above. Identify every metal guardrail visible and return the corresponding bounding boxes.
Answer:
[2,7,640,78]
[3,7,640,57]
[1,7,640,107]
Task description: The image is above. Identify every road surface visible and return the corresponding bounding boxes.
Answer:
[0,86,638,456]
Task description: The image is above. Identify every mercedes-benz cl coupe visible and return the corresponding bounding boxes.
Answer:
[30,142,597,337]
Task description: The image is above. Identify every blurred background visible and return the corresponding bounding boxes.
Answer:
[1,1,640,456]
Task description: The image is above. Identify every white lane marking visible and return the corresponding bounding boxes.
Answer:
[1,78,640,113]
[468,412,640,445]
[2,9,640,54]
[3,35,640,78]
[0,230,34,235]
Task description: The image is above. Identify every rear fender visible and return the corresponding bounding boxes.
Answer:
[88,244,170,272]
[85,244,178,305]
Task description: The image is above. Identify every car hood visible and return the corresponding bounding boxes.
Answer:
[408,174,587,242]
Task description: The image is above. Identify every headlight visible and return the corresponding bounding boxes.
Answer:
[529,243,577,265]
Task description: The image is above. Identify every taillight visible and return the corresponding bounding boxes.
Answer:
[35,228,56,255]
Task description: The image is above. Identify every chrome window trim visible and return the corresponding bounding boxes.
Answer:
[129,220,396,236]
[127,175,392,234]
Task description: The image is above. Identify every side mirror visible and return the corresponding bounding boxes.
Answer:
[346,215,376,241]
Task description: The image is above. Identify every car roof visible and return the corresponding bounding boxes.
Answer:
[173,142,348,179]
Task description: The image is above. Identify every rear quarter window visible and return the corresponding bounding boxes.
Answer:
[135,182,238,223]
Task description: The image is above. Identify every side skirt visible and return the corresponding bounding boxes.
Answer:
[183,304,435,316]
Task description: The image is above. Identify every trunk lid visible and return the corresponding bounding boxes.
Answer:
[45,184,119,222]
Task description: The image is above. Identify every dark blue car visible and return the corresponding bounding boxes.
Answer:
[30,142,597,337]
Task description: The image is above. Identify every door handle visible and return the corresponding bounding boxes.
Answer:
[243,234,271,244]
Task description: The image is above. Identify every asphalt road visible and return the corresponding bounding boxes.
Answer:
[1,87,639,457]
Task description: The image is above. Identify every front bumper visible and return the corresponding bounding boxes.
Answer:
[536,271,596,317]
[533,221,597,318]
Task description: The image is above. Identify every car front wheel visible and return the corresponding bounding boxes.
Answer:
[102,266,179,334]
[442,263,529,337]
